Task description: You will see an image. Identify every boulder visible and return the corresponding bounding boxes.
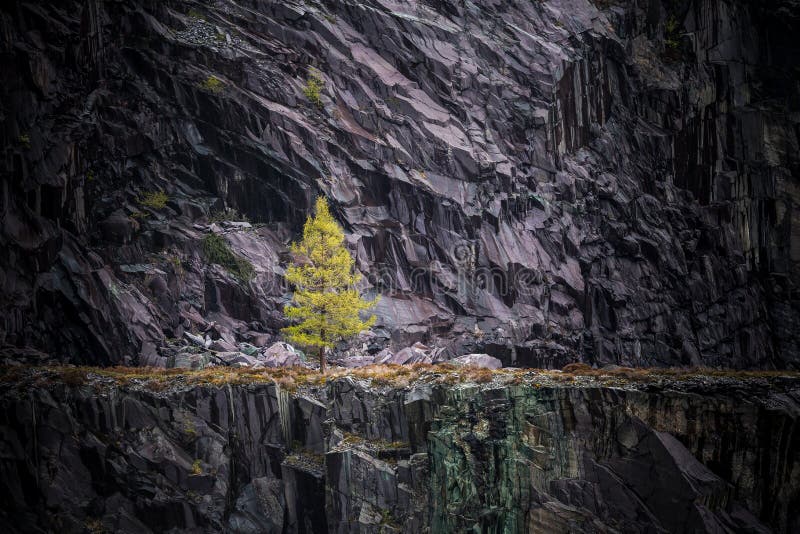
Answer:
[262,342,305,368]
[375,342,448,365]
[171,351,214,369]
[209,339,237,352]
[215,351,262,368]
[372,348,394,364]
[185,332,214,349]
[239,342,260,356]
[449,353,503,369]
[382,344,432,365]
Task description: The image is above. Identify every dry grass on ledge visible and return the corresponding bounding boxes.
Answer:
[0,363,797,394]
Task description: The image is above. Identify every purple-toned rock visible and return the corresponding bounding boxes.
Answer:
[209,339,237,353]
[262,342,306,368]
[382,343,433,365]
[1,0,797,372]
[450,354,503,369]
[372,348,394,364]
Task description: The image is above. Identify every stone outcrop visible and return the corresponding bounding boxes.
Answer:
[1,0,798,368]
[0,368,797,533]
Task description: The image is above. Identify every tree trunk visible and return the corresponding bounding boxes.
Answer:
[319,346,326,374]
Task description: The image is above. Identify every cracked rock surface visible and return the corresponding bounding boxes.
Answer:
[1,0,799,368]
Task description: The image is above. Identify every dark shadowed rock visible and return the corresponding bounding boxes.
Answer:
[98,211,139,244]
[0,370,797,533]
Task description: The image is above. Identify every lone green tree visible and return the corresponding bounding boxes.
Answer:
[282,197,377,373]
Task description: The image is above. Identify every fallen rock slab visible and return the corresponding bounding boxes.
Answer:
[262,342,306,368]
[449,353,503,369]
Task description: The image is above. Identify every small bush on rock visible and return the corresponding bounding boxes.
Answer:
[201,75,224,93]
[302,70,325,108]
[201,233,254,281]
[139,190,168,210]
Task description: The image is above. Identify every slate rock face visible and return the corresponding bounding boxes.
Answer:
[0,373,797,533]
[0,0,798,368]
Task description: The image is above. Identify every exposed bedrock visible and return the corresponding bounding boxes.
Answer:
[0,373,798,532]
[0,0,798,367]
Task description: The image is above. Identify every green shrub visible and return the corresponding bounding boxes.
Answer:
[18,134,30,149]
[202,233,254,281]
[191,459,202,476]
[139,190,168,210]
[664,16,682,57]
[302,71,325,108]
[201,75,224,93]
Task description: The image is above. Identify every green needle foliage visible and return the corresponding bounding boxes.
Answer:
[282,197,377,372]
